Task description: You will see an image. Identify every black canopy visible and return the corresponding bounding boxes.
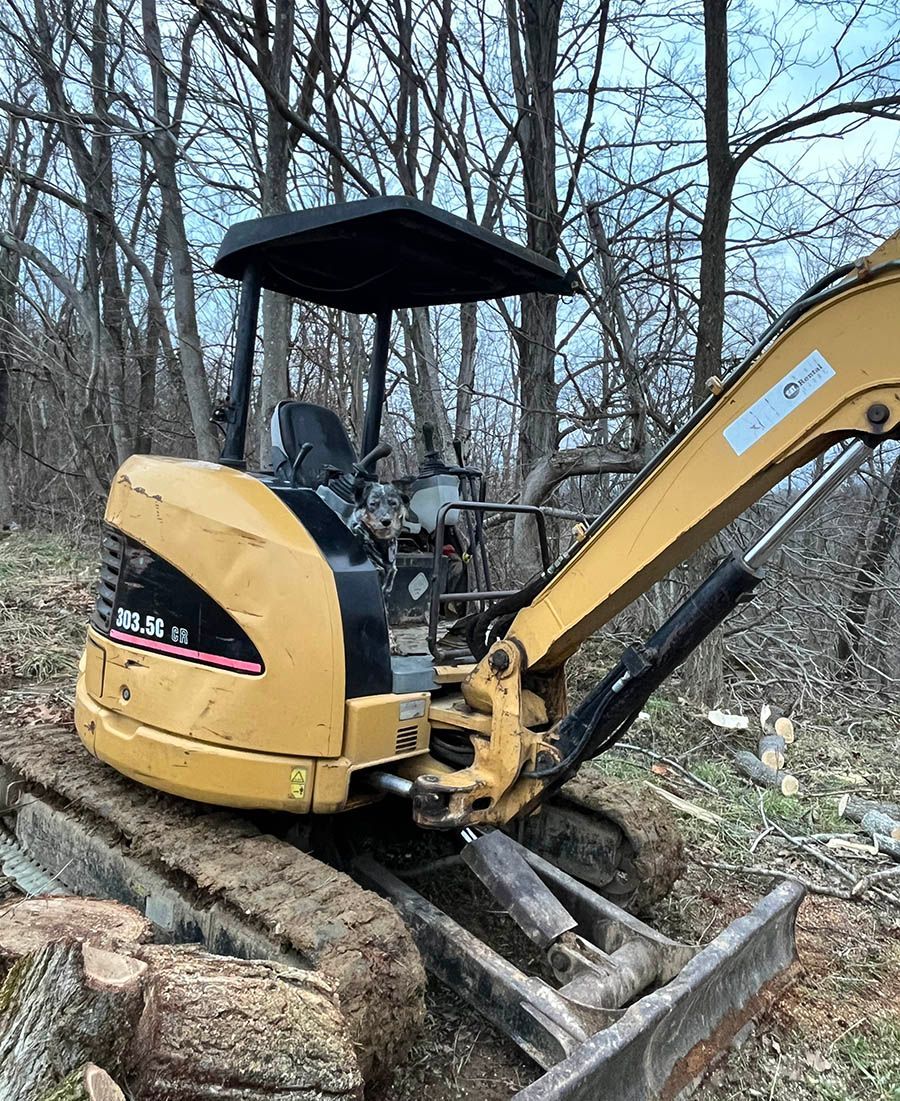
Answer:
[213,196,576,312]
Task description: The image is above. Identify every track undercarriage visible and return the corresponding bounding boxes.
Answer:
[0,724,801,1099]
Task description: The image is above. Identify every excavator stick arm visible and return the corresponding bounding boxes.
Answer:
[412,235,900,829]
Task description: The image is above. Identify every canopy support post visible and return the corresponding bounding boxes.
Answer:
[361,309,392,459]
[220,263,261,469]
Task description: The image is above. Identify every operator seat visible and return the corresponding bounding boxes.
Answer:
[271,400,357,487]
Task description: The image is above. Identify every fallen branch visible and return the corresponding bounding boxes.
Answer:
[696,858,900,907]
[643,782,722,824]
[613,743,719,793]
[696,858,856,899]
[852,865,900,896]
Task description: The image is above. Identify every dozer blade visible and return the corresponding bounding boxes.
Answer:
[356,833,803,1100]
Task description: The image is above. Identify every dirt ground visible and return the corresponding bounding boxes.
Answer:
[2,530,899,1100]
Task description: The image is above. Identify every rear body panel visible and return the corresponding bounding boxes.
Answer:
[75,454,428,811]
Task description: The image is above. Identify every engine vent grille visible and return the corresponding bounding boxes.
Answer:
[395,724,420,754]
[91,526,125,633]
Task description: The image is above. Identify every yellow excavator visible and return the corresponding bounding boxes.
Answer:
[4,197,899,1097]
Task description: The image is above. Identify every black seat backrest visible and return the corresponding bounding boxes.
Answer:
[271,400,358,487]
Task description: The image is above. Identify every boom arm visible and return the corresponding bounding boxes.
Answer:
[506,236,900,672]
[411,233,900,830]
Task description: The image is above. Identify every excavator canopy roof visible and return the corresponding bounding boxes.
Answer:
[213,196,576,312]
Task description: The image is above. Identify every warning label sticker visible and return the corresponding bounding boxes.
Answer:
[289,767,307,799]
[723,349,836,457]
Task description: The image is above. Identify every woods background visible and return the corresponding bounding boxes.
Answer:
[1,0,899,706]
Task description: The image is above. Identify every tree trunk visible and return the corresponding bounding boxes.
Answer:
[455,301,477,443]
[507,0,563,476]
[691,0,735,409]
[254,0,295,465]
[141,0,218,461]
[836,454,900,668]
[682,3,736,703]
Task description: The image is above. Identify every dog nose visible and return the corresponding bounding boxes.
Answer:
[381,518,392,526]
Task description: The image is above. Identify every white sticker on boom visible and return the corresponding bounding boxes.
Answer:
[723,349,835,456]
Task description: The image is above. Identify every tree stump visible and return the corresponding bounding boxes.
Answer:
[128,944,363,1100]
[0,941,146,1101]
[0,897,153,977]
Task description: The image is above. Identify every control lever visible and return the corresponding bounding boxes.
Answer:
[354,440,392,476]
[290,442,314,487]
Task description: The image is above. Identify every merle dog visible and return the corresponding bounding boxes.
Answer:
[349,480,407,594]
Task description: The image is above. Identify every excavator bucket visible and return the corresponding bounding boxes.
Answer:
[356,831,803,1100]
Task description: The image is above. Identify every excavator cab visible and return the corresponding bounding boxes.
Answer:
[211,196,573,689]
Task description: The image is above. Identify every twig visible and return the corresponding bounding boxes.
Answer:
[613,743,719,793]
[852,864,900,896]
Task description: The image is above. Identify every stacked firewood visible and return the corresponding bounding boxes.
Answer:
[0,897,363,1101]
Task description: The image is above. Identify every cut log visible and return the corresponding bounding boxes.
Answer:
[838,794,900,824]
[0,938,364,1101]
[760,704,795,743]
[0,897,153,974]
[128,944,364,1100]
[758,734,786,770]
[707,709,749,731]
[860,809,900,843]
[0,941,146,1101]
[732,750,799,796]
[39,1064,126,1101]
[871,835,900,861]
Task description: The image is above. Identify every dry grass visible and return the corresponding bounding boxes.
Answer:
[0,530,95,684]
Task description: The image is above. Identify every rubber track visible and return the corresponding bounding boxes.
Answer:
[0,725,425,1082]
[559,770,686,911]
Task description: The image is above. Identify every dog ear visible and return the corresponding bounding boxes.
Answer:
[399,491,410,508]
[354,479,372,506]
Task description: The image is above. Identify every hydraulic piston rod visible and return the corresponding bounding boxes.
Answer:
[745,440,874,569]
[532,436,879,783]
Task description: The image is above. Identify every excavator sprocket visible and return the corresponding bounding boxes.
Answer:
[515,769,685,913]
[560,771,685,910]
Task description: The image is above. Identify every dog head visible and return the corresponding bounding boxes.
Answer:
[353,481,407,541]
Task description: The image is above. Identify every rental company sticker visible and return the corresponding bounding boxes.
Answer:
[723,349,836,456]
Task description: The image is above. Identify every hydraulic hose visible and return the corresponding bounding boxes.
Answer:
[523,551,763,782]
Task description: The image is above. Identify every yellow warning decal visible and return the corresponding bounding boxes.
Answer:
[289,767,307,799]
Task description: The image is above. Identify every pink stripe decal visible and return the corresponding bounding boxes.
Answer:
[109,629,262,674]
